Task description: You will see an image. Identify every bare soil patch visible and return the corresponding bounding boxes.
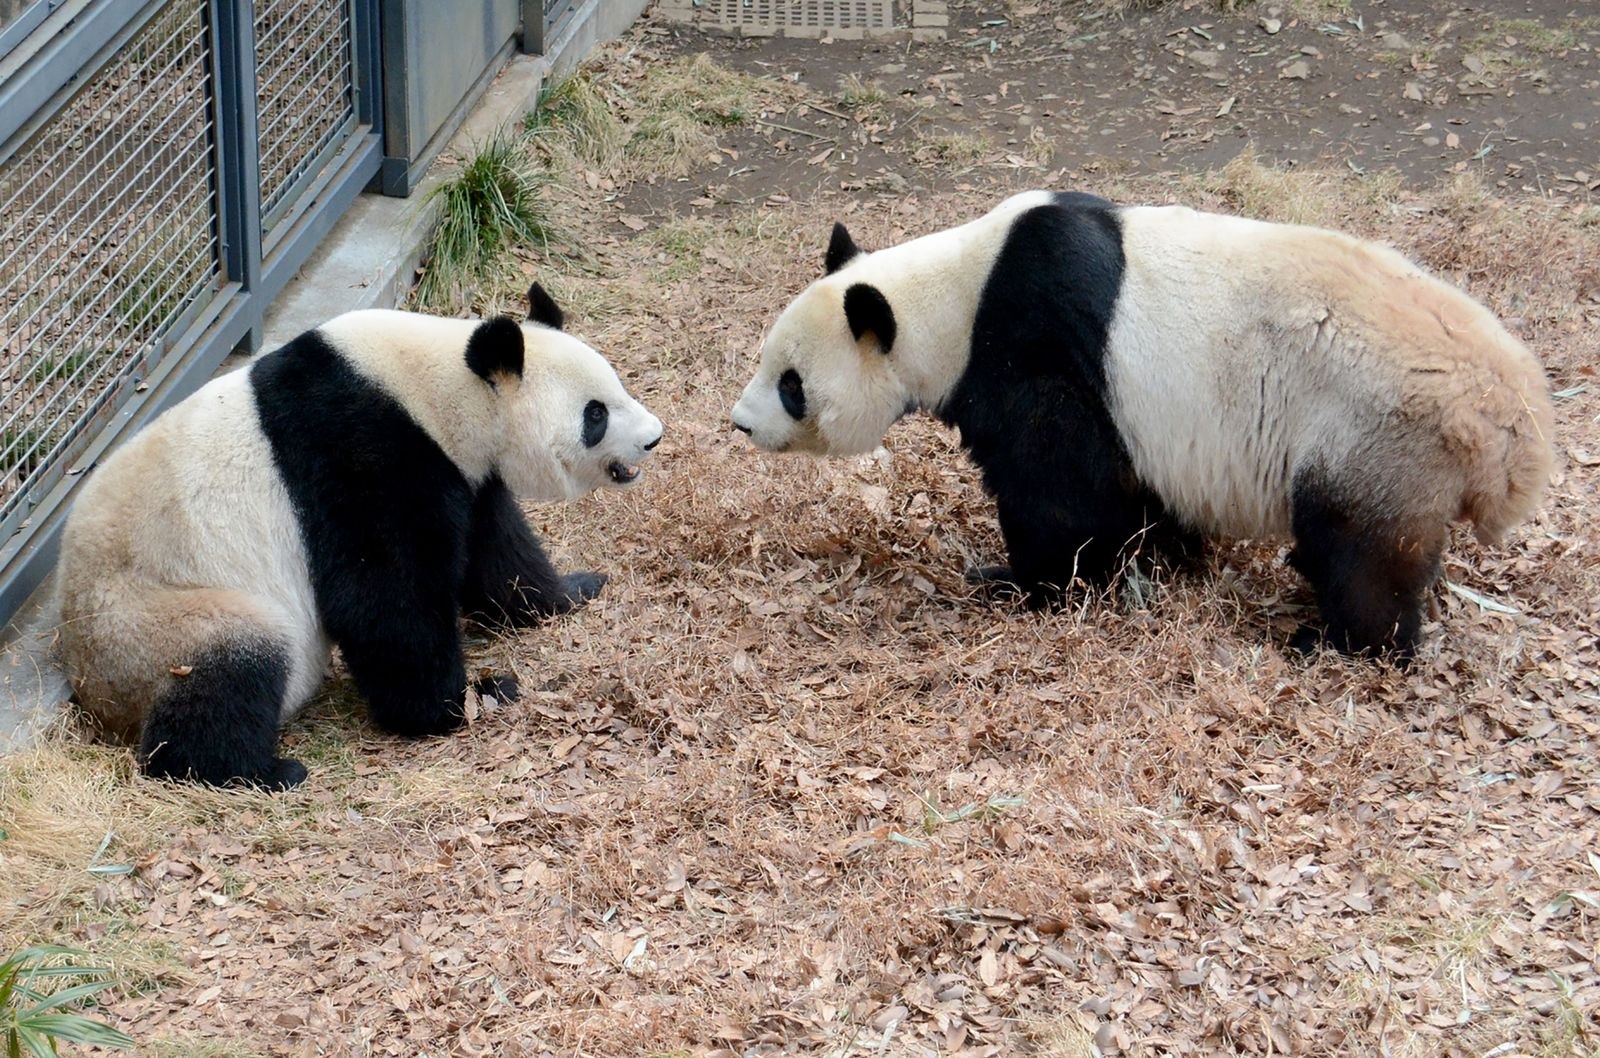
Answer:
[4,4,1599,1056]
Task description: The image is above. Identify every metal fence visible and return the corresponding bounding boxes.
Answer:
[0,0,577,625]
[0,0,382,624]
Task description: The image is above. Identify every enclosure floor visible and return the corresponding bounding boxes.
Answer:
[5,1,1598,1056]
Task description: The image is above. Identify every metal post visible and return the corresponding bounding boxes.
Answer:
[520,0,544,54]
[209,0,263,352]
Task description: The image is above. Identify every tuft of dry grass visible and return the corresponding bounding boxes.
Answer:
[837,74,894,122]
[912,130,992,169]
[621,53,797,181]
[527,73,629,172]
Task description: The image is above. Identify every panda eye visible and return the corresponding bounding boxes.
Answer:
[777,369,806,421]
[581,400,609,448]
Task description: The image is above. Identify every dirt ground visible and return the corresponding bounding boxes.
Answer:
[3,2,1598,1056]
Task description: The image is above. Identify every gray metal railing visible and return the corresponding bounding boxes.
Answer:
[0,0,383,622]
[0,0,582,627]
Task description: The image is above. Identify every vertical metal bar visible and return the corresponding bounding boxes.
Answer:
[352,0,380,129]
[209,0,262,352]
[377,0,410,195]
[520,0,545,54]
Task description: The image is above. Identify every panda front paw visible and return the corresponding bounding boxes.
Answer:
[270,758,309,790]
[965,565,1031,601]
[965,564,1017,586]
[1288,624,1326,658]
[473,673,522,703]
[560,571,608,608]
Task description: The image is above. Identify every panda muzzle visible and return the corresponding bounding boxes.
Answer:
[607,459,641,484]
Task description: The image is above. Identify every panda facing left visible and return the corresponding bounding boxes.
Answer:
[56,282,662,792]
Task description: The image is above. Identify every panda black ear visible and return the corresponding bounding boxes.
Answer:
[843,283,896,354]
[465,316,525,385]
[825,222,861,275]
[525,282,564,330]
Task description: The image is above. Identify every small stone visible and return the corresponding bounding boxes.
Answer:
[1403,82,1424,101]
[1280,59,1311,80]
[1423,135,1441,146]
[1379,31,1410,50]
[1260,17,1282,34]
[1188,50,1221,68]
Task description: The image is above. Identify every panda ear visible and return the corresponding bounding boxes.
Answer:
[825,222,861,275]
[525,282,564,330]
[843,283,896,354]
[465,316,525,385]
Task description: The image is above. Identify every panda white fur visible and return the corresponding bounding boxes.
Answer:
[59,284,662,789]
[731,191,1554,658]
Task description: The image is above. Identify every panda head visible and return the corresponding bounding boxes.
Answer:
[469,283,663,500]
[730,222,908,457]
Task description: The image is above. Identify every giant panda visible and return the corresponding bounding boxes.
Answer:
[58,284,662,789]
[730,191,1554,659]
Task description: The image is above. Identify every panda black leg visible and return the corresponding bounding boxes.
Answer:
[139,637,304,790]
[462,475,607,628]
[982,488,1153,606]
[1290,471,1443,662]
[340,620,470,737]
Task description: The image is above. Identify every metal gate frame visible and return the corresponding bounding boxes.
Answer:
[522,0,578,57]
[0,0,383,623]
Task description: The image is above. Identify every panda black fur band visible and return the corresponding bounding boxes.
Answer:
[58,284,663,790]
[731,191,1554,659]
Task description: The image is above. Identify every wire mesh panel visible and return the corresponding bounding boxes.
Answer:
[0,0,221,539]
[254,0,356,241]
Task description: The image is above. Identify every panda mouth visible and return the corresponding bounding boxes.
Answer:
[606,459,641,484]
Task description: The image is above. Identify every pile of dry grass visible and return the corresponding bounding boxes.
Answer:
[3,28,1599,1058]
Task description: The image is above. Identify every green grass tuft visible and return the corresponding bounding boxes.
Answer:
[28,346,99,387]
[1,422,57,480]
[416,131,555,312]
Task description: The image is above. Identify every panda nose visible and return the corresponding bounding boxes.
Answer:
[731,421,752,436]
[644,432,662,451]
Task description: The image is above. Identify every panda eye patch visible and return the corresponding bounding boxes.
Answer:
[582,400,609,448]
[778,369,806,421]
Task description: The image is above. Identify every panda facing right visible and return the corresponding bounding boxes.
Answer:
[730,191,1554,659]
[58,284,662,789]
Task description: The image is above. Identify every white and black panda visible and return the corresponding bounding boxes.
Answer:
[58,284,662,789]
[731,191,1554,658]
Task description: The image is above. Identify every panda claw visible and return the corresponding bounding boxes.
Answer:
[473,673,521,702]
[1288,625,1325,658]
[965,565,1032,601]
[561,571,608,606]
[270,758,308,790]
[965,564,1016,586]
